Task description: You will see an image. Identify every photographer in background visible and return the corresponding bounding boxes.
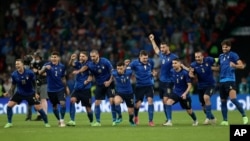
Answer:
[31,52,48,121]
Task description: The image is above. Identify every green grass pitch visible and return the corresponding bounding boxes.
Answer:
[0,110,249,141]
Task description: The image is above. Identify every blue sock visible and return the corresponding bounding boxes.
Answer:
[166,105,172,121]
[95,105,101,123]
[7,106,13,123]
[134,107,139,117]
[205,105,212,119]
[111,104,116,121]
[70,103,76,121]
[164,104,168,121]
[60,106,66,119]
[53,108,60,120]
[231,98,246,117]
[189,112,197,121]
[87,112,93,123]
[115,105,122,118]
[148,104,154,122]
[38,109,48,123]
[221,101,228,121]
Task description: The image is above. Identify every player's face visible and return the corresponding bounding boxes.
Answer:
[222,44,231,53]
[79,53,88,62]
[160,44,169,54]
[139,55,148,64]
[50,55,59,64]
[117,65,125,74]
[194,52,203,64]
[172,60,181,70]
[90,52,99,63]
[15,60,24,71]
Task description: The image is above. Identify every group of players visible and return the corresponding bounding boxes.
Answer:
[2,34,249,128]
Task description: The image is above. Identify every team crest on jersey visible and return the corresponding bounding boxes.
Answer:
[102,65,105,69]
[26,76,29,80]
[98,69,102,73]
[162,59,165,64]
[181,76,183,80]
[206,63,208,66]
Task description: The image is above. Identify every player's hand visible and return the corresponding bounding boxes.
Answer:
[148,34,154,41]
[104,81,111,87]
[72,70,79,74]
[35,93,40,99]
[45,65,51,70]
[71,54,77,60]
[3,92,10,97]
[181,94,187,99]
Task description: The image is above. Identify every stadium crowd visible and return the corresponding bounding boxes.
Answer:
[0,0,248,95]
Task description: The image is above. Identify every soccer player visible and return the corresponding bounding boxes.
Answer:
[148,34,178,125]
[216,39,248,125]
[129,50,155,126]
[112,61,135,126]
[39,51,69,127]
[189,51,216,125]
[75,49,117,126]
[164,58,198,126]
[66,52,94,126]
[3,59,50,128]
[31,52,48,121]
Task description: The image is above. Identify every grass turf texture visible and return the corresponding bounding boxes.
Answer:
[0,110,249,141]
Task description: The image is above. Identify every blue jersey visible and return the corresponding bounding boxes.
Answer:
[158,52,178,82]
[190,57,215,88]
[87,57,113,85]
[129,58,154,87]
[171,68,191,96]
[112,69,133,94]
[11,69,35,96]
[218,51,239,82]
[73,61,92,90]
[43,62,66,92]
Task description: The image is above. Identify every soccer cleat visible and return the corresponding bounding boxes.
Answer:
[163,121,173,126]
[59,121,66,127]
[203,118,210,125]
[243,116,248,125]
[34,115,42,121]
[210,118,217,125]
[25,117,31,121]
[115,118,122,124]
[112,122,117,126]
[91,122,101,127]
[129,121,136,127]
[66,120,76,126]
[192,121,199,126]
[134,116,139,125]
[220,121,229,126]
[45,123,51,128]
[4,123,13,128]
[148,121,155,127]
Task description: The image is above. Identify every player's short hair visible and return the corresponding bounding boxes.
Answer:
[139,50,148,56]
[51,51,60,56]
[116,61,125,67]
[160,41,169,46]
[221,39,231,47]
[79,51,88,56]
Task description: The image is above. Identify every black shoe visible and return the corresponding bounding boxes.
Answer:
[34,115,42,121]
[25,117,31,121]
